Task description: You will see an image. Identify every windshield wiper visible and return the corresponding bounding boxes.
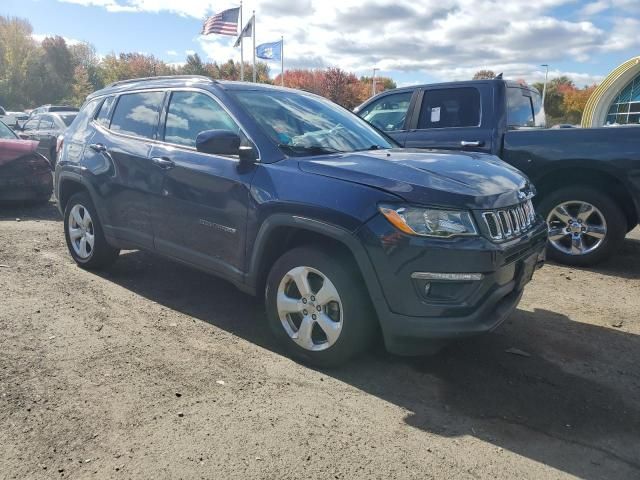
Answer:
[353,144,387,152]
[278,144,344,156]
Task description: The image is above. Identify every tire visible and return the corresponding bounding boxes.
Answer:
[265,246,376,367]
[537,186,626,266]
[63,191,119,269]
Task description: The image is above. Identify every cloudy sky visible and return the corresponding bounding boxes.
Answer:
[4,0,640,86]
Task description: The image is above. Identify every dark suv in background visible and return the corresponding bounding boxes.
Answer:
[355,79,640,266]
[55,76,546,366]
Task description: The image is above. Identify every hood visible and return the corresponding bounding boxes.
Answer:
[298,148,532,210]
[0,139,39,167]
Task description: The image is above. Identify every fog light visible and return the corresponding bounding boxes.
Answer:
[424,282,431,295]
[411,272,484,281]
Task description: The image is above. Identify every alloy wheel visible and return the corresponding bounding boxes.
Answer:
[546,200,607,256]
[276,266,343,352]
[68,204,95,259]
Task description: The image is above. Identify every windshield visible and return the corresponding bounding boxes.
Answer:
[231,90,394,156]
[59,114,77,126]
[0,121,18,139]
[506,87,545,128]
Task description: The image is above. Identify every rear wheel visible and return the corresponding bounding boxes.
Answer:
[265,246,376,367]
[538,186,626,266]
[63,191,119,269]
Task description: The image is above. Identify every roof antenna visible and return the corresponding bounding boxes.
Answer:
[494,73,503,79]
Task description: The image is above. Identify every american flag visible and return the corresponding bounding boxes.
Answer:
[202,7,240,36]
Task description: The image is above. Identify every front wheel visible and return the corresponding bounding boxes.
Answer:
[265,246,376,367]
[538,186,626,266]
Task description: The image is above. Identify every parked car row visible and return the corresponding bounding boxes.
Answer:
[16,110,77,165]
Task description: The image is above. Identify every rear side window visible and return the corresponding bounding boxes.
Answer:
[359,91,413,132]
[110,91,164,139]
[59,114,77,126]
[419,88,480,129]
[22,118,39,131]
[506,87,544,127]
[164,91,239,147]
[95,96,115,128]
[38,115,55,130]
[67,98,101,141]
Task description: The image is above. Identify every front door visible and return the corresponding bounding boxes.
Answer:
[149,90,256,278]
[404,87,494,154]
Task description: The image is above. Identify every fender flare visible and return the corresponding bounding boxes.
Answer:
[245,213,388,315]
[56,169,113,227]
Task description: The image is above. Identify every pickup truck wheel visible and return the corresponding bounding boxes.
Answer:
[64,192,119,269]
[538,187,626,266]
[265,246,375,367]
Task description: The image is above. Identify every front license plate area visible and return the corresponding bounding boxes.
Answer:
[517,254,537,290]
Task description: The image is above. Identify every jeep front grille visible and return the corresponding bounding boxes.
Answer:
[482,199,536,241]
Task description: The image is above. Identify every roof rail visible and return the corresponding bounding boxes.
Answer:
[107,75,214,88]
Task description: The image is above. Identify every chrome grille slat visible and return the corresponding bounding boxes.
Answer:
[481,199,536,242]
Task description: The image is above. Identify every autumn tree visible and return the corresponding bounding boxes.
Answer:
[473,70,496,80]
[70,65,93,106]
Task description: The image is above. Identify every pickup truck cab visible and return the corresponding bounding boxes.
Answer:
[356,80,640,266]
[55,76,546,366]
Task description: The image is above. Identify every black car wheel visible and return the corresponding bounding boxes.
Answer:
[63,191,119,269]
[265,246,376,367]
[538,186,626,266]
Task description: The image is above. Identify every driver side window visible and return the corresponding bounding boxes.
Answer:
[164,91,241,148]
[361,91,413,132]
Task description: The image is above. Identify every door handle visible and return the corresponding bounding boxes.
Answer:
[460,140,484,147]
[89,143,107,152]
[151,156,175,169]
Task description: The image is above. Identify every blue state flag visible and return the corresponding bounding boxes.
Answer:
[256,40,282,61]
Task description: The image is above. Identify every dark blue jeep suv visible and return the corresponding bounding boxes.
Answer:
[55,75,546,366]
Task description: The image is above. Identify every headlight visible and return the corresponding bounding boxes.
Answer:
[379,204,478,238]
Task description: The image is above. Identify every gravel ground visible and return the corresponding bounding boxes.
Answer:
[1,200,639,480]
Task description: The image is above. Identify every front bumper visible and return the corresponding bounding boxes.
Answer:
[358,215,547,355]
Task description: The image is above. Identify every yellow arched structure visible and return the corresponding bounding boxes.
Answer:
[581,56,640,128]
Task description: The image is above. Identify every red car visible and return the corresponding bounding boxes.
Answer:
[0,120,53,203]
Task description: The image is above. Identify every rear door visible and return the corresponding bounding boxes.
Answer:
[19,117,40,141]
[357,89,417,146]
[93,90,166,249]
[148,89,257,278]
[35,114,57,160]
[404,86,494,154]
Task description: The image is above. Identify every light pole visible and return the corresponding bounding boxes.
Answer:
[372,68,379,96]
[541,64,549,109]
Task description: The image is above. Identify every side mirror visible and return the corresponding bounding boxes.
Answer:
[195,129,241,156]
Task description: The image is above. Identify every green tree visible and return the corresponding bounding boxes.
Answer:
[40,36,74,103]
[0,16,39,109]
[182,53,207,76]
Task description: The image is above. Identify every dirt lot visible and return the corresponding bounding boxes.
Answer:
[1,200,639,480]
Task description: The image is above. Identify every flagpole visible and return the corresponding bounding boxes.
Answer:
[252,11,256,82]
[281,36,284,87]
[239,1,244,82]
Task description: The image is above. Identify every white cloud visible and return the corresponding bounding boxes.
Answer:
[185,49,196,55]
[166,49,178,56]
[55,0,637,84]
